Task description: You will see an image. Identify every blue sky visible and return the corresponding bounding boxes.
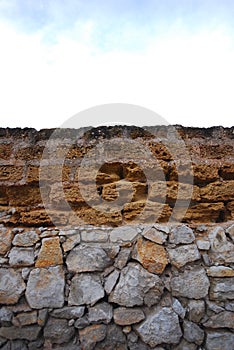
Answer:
[0,0,233,128]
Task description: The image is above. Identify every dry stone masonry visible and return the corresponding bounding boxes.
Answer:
[0,126,233,349]
[0,223,233,349]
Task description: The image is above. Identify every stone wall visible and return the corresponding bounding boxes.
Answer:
[0,223,234,349]
[0,126,233,349]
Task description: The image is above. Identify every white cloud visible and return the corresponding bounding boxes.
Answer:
[0,18,233,129]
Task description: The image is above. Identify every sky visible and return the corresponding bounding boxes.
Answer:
[0,0,234,129]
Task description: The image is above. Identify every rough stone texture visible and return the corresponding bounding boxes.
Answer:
[43,317,75,344]
[114,307,145,325]
[66,245,112,273]
[132,237,168,274]
[196,239,210,250]
[172,298,186,319]
[88,302,113,324]
[35,237,63,267]
[12,230,39,246]
[207,265,234,277]
[81,230,108,243]
[79,324,107,350]
[62,232,80,252]
[208,226,234,264]
[109,263,164,307]
[110,226,138,243]
[0,307,13,322]
[104,269,120,294]
[169,225,195,244]
[187,299,205,322]
[114,248,131,269]
[26,266,65,308]
[210,277,234,300]
[9,247,35,267]
[50,306,85,319]
[0,126,234,226]
[206,330,234,350]
[74,316,89,329]
[68,273,104,306]
[174,339,197,350]
[171,266,210,299]
[13,311,37,326]
[38,309,48,326]
[0,226,12,254]
[226,223,234,242]
[135,307,182,347]
[203,311,234,328]
[0,268,25,304]
[0,127,233,350]
[183,320,204,345]
[0,325,41,340]
[167,244,200,268]
[142,226,168,244]
[95,323,127,350]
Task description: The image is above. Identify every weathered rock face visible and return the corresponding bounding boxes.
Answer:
[68,273,105,306]
[109,262,164,307]
[206,330,234,350]
[0,126,233,349]
[43,317,75,344]
[0,225,13,254]
[25,266,65,308]
[0,126,233,226]
[135,307,182,346]
[113,307,145,325]
[66,245,112,273]
[167,244,200,268]
[35,237,63,267]
[171,265,210,299]
[132,237,168,274]
[0,268,26,304]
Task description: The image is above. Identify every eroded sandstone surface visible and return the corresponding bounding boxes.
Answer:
[0,125,233,226]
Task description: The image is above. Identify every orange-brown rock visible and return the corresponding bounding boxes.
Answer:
[227,202,234,220]
[132,237,168,274]
[102,181,147,203]
[0,187,8,205]
[72,205,122,227]
[199,143,233,160]
[123,200,172,224]
[73,164,121,185]
[148,181,200,202]
[172,202,225,223]
[35,237,63,267]
[0,226,13,255]
[193,162,220,183]
[0,165,24,182]
[6,186,44,206]
[15,145,44,160]
[148,141,174,161]
[0,126,233,226]
[168,161,194,183]
[27,165,71,183]
[19,209,57,226]
[200,181,234,202]
[79,324,106,349]
[220,163,234,180]
[61,144,93,159]
[50,183,98,206]
[0,143,13,160]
